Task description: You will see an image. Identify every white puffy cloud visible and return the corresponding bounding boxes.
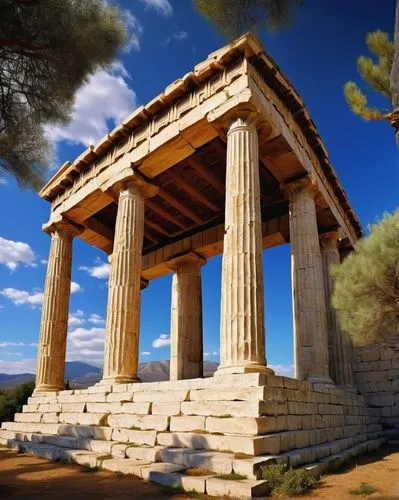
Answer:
[0,176,8,185]
[89,313,105,325]
[79,258,111,279]
[161,30,188,47]
[123,10,143,52]
[66,326,105,367]
[0,288,44,308]
[48,62,137,147]
[70,281,83,294]
[141,351,151,356]
[152,334,171,348]
[0,342,26,347]
[269,364,295,378]
[0,358,37,374]
[139,0,172,16]
[68,310,85,327]
[0,236,36,271]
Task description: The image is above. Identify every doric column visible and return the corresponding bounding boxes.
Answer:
[286,177,333,383]
[102,179,156,384]
[169,252,205,381]
[320,231,355,389]
[217,116,272,375]
[35,219,81,392]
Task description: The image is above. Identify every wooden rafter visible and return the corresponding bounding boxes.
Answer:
[146,199,190,231]
[157,188,203,225]
[145,218,174,237]
[168,170,220,212]
[188,156,225,197]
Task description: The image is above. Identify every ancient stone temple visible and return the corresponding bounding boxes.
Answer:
[1,34,397,498]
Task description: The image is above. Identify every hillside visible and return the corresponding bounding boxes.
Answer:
[0,360,219,389]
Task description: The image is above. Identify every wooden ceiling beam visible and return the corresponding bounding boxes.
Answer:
[145,218,174,238]
[188,156,225,197]
[168,169,220,212]
[157,188,204,225]
[146,199,190,231]
[144,232,159,245]
[84,217,114,242]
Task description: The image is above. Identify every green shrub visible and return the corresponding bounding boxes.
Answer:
[350,482,378,495]
[0,381,35,423]
[261,464,320,496]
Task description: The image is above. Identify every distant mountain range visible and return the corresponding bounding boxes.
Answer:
[0,360,219,390]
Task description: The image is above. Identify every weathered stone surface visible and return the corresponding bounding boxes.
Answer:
[205,416,278,436]
[126,445,164,462]
[89,440,113,454]
[183,451,234,474]
[140,462,186,481]
[108,414,169,431]
[133,390,189,403]
[170,416,206,432]
[181,401,263,417]
[112,428,157,446]
[206,477,269,498]
[190,387,265,402]
[14,413,43,423]
[62,449,107,468]
[61,403,86,413]
[101,458,150,476]
[152,402,181,415]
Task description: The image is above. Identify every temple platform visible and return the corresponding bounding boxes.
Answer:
[2,373,397,498]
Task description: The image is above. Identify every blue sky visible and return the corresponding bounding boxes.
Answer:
[0,0,397,376]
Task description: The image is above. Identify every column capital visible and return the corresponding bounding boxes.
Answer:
[227,115,259,134]
[281,175,318,201]
[42,216,83,238]
[167,251,206,272]
[319,230,341,250]
[101,167,158,199]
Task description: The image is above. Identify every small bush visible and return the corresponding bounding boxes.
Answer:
[280,468,320,496]
[216,472,247,480]
[261,464,320,496]
[350,482,378,496]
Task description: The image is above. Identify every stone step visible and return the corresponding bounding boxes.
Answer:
[1,421,60,435]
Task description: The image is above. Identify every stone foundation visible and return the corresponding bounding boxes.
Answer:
[354,343,399,429]
[1,373,397,498]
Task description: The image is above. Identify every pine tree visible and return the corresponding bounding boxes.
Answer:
[193,0,302,39]
[0,0,127,189]
[331,210,399,347]
[344,31,399,132]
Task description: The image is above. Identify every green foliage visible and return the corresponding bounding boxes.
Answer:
[193,0,301,39]
[344,31,394,123]
[350,482,378,496]
[0,0,127,189]
[216,472,247,480]
[0,381,35,423]
[332,210,399,346]
[261,464,320,496]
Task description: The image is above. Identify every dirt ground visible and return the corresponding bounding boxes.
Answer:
[1,444,399,499]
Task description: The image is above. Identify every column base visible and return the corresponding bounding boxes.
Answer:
[34,384,63,393]
[214,364,274,376]
[307,375,335,385]
[99,376,142,385]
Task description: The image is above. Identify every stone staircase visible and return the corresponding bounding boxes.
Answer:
[1,373,398,498]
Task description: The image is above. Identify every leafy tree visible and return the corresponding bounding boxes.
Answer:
[344,31,398,133]
[193,0,302,39]
[331,210,399,347]
[0,381,35,423]
[0,0,127,189]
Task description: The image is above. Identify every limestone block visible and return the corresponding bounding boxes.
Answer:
[108,414,169,431]
[112,428,157,446]
[120,402,152,414]
[145,471,183,489]
[111,443,128,458]
[160,448,201,466]
[1,422,59,434]
[180,474,210,494]
[22,404,38,413]
[86,402,122,413]
[233,456,285,480]
[89,440,113,454]
[368,393,394,407]
[140,462,186,481]
[294,430,310,449]
[14,413,43,423]
[206,478,269,498]
[170,416,205,432]
[181,401,263,417]
[152,402,181,415]
[42,435,83,449]
[287,415,303,430]
[86,384,112,394]
[62,449,107,468]
[61,403,86,413]
[361,348,380,362]
[106,392,134,403]
[183,451,234,474]
[23,443,63,461]
[133,390,189,403]
[101,458,150,476]
[126,445,163,462]
[79,413,108,426]
[38,403,61,413]
[189,387,265,402]
[41,413,59,424]
[58,413,80,425]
